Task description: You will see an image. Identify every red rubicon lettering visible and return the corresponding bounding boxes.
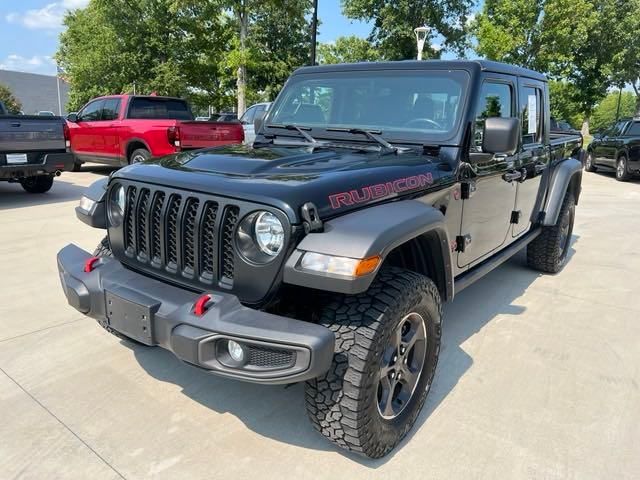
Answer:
[329,192,354,209]
[328,172,436,209]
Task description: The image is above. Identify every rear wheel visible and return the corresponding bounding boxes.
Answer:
[305,267,442,458]
[616,155,631,182]
[129,148,151,164]
[584,152,597,172]
[20,175,54,193]
[527,192,575,273]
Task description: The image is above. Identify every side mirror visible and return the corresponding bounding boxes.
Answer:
[482,117,520,155]
[254,110,266,133]
[67,113,78,122]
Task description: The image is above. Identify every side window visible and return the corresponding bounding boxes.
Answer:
[241,106,256,124]
[473,82,513,150]
[627,122,640,136]
[102,99,121,121]
[79,100,104,122]
[521,86,543,145]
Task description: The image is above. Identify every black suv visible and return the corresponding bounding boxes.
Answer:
[586,118,640,180]
[58,60,583,458]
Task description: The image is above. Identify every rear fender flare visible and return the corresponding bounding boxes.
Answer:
[283,200,453,298]
[542,158,582,226]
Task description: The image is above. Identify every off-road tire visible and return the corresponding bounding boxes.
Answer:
[93,236,113,257]
[616,155,631,182]
[584,151,597,172]
[129,148,151,164]
[527,192,575,273]
[72,161,82,172]
[305,267,442,458]
[92,237,128,340]
[20,175,54,193]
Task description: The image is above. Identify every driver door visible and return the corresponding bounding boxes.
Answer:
[68,99,105,161]
[458,77,519,268]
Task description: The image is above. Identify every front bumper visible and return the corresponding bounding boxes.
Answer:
[0,152,75,180]
[57,244,335,384]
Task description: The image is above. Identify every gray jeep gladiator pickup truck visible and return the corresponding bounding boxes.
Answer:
[1,101,74,193]
[57,60,583,458]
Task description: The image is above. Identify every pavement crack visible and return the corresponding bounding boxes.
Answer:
[0,366,127,480]
[0,318,85,344]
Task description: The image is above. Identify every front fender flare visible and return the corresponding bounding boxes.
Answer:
[283,200,453,297]
[542,158,582,226]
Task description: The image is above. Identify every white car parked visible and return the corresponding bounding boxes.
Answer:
[240,102,271,145]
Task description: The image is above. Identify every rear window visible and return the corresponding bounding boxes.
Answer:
[128,98,193,120]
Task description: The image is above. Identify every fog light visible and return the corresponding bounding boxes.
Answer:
[227,340,245,362]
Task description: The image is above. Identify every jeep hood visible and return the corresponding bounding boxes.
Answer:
[113,144,447,223]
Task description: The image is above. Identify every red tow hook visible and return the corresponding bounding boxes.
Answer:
[83,256,101,273]
[194,294,213,316]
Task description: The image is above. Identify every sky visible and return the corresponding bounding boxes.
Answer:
[0,0,376,77]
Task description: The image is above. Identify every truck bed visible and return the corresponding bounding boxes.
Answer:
[550,132,583,163]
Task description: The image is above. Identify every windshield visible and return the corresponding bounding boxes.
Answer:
[267,69,469,143]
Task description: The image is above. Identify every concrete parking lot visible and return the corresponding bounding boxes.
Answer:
[1,166,639,479]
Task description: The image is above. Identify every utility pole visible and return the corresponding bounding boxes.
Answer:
[414,26,429,61]
[310,0,318,65]
[55,65,63,116]
[615,86,623,120]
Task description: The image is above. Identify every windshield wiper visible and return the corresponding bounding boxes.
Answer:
[266,124,318,145]
[326,127,400,155]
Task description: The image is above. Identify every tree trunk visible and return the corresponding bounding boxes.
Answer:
[634,82,640,117]
[236,4,248,117]
[581,117,590,137]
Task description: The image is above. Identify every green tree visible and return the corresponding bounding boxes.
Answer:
[474,0,632,134]
[0,84,22,114]
[318,36,382,64]
[225,0,311,115]
[609,2,640,115]
[549,81,583,129]
[343,0,474,60]
[591,91,637,132]
[57,0,233,111]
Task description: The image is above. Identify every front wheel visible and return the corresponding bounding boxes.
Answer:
[20,175,54,193]
[616,155,631,182]
[305,267,442,458]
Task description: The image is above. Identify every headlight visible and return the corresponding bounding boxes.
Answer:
[236,210,285,264]
[254,212,284,256]
[108,184,126,225]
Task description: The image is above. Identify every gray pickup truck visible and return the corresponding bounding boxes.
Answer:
[1,101,74,193]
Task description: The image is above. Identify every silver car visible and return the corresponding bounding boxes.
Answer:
[240,102,271,145]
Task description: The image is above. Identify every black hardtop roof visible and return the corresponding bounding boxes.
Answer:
[294,59,547,82]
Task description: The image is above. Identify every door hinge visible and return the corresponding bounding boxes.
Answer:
[461,181,476,199]
[510,210,521,224]
[455,234,472,253]
[301,202,324,233]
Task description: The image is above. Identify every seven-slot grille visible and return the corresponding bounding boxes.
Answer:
[121,184,240,285]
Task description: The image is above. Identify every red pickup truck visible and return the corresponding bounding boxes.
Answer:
[66,95,244,169]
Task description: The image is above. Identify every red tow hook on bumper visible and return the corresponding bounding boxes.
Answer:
[194,294,213,316]
[83,256,101,273]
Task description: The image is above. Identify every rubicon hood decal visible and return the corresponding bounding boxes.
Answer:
[329,173,435,209]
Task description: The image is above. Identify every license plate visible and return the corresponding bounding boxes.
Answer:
[105,291,155,345]
[6,153,27,164]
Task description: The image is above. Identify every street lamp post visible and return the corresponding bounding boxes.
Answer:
[310,0,319,65]
[414,26,430,61]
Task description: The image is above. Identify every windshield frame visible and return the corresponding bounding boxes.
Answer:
[262,68,471,145]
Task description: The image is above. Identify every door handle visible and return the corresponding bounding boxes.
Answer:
[503,170,522,182]
[10,122,21,127]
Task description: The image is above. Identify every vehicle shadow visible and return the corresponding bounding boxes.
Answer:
[79,164,119,176]
[127,236,578,466]
[0,176,88,211]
